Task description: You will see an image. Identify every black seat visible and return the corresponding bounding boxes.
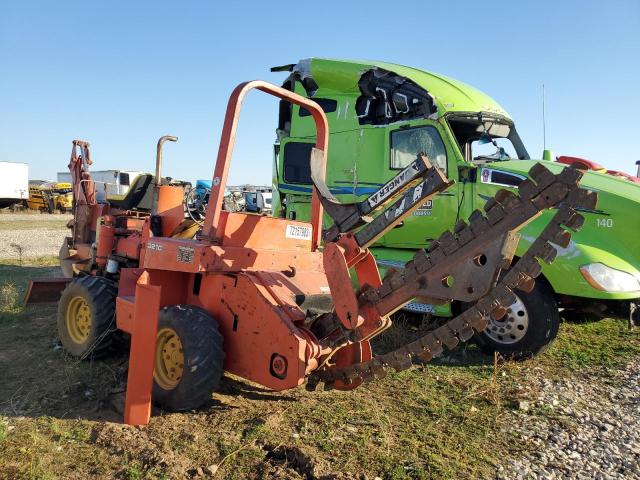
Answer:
[109,174,154,211]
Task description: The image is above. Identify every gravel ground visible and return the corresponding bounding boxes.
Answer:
[0,213,71,260]
[497,357,640,479]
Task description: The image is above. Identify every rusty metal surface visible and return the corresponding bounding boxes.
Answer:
[306,163,596,391]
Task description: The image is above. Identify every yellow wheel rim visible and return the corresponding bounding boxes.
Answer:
[66,296,92,344]
[154,328,184,390]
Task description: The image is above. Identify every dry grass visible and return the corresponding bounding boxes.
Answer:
[0,260,638,479]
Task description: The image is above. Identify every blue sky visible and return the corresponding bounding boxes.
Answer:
[1,1,639,184]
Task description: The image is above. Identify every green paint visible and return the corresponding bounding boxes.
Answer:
[273,58,640,316]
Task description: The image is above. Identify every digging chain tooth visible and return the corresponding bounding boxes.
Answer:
[468,210,491,235]
[413,250,433,274]
[428,247,446,264]
[378,280,393,299]
[360,286,380,305]
[491,305,508,321]
[532,183,569,210]
[462,308,487,332]
[438,231,459,255]
[360,367,376,383]
[580,190,598,210]
[516,256,544,278]
[426,239,440,253]
[456,322,475,342]
[489,289,517,319]
[483,197,499,213]
[447,315,467,334]
[371,359,387,379]
[417,348,433,362]
[475,296,501,316]
[563,212,585,232]
[551,229,572,248]
[456,224,476,247]
[557,165,584,184]
[454,219,468,233]
[528,163,557,189]
[433,326,459,351]
[517,179,538,200]
[443,322,462,344]
[343,366,361,383]
[536,242,558,264]
[486,203,507,225]
[516,275,536,293]
[493,285,518,309]
[389,273,406,291]
[421,334,444,358]
[389,348,413,371]
[494,189,521,209]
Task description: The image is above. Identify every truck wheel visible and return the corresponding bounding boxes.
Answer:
[152,305,224,411]
[472,278,560,360]
[57,276,118,359]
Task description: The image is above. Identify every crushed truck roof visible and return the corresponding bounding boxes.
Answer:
[276,58,510,120]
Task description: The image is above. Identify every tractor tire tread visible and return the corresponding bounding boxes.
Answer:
[152,305,225,412]
[57,276,118,359]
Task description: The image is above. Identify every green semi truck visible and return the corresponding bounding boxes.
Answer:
[271,58,640,359]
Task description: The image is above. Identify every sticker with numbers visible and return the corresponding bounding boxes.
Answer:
[147,242,163,251]
[597,218,613,228]
[285,224,312,241]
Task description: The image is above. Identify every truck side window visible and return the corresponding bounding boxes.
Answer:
[390,126,447,174]
[299,98,337,117]
[483,169,524,187]
[119,172,130,186]
[283,142,314,184]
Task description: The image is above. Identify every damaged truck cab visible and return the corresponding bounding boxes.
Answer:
[273,58,640,358]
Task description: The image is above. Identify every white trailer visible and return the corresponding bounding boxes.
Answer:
[0,162,29,208]
[57,169,144,201]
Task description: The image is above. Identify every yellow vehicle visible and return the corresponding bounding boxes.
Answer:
[27,181,73,213]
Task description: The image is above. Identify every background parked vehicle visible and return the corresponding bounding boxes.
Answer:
[0,161,28,209]
[244,190,272,214]
[27,181,73,213]
[273,58,640,359]
[57,169,144,201]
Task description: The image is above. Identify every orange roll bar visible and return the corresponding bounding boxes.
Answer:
[201,80,329,251]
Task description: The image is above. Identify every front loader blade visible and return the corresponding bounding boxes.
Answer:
[24,278,71,305]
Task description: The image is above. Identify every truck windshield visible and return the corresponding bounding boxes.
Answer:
[447,115,529,164]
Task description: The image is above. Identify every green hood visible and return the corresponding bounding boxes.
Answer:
[494,160,640,203]
[487,159,640,269]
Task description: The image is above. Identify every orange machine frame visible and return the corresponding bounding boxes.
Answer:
[120,81,340,425]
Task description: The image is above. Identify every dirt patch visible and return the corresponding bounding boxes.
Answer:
[262,444,316,479]
[93,422,194,478]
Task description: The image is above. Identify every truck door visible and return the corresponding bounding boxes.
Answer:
[379,124,460,248]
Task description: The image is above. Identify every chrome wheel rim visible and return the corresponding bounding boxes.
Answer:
[485,294,529,344]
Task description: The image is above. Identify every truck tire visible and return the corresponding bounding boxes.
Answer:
[57,276,118,359]
[472,277,560,360]
[152,305,225,412]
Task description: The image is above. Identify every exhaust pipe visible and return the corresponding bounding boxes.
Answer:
[152,135,178,215]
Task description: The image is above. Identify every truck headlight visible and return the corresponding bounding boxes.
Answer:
[580,263,640,293]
